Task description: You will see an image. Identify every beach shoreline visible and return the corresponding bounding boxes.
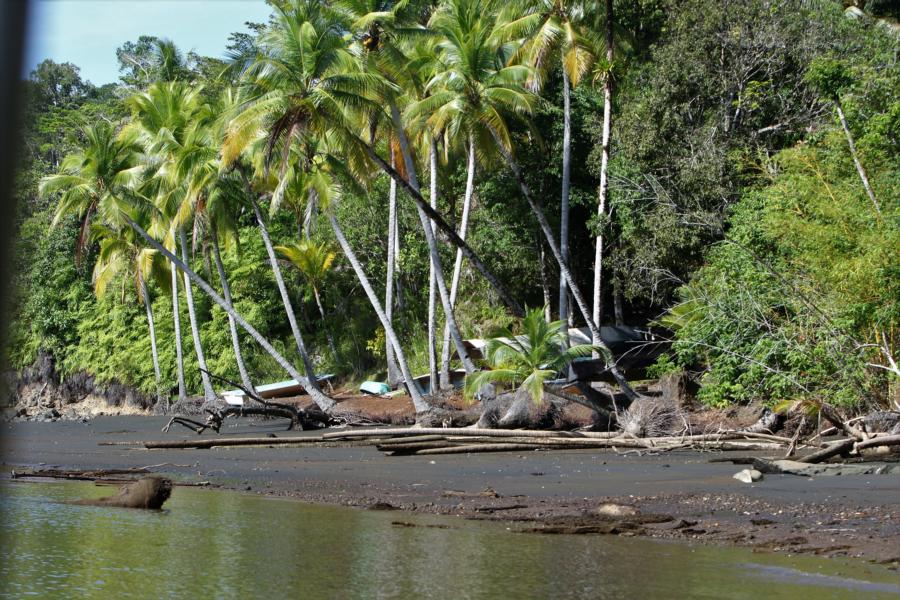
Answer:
[3,415,898,568]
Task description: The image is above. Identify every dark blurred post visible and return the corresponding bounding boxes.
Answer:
[0,2,30,416]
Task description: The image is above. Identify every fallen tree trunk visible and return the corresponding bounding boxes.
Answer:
[323,428,619,440]
[144,436,325,449]
[855,433,900,451]
[394,439,785,456]
[796,438,856,464]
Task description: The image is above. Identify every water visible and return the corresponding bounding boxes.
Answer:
[1,481,898,599]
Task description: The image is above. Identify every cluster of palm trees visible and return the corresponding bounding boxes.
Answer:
[41,0,632,420]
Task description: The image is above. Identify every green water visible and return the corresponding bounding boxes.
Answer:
[1,481,898,599]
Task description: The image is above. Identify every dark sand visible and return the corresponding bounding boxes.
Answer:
[3,416,898,566]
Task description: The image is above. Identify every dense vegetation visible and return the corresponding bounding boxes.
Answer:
[7,0,898,413]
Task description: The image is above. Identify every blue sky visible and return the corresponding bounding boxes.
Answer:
[24,0,273,84]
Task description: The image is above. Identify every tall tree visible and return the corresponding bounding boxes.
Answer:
[282,139,431,413]
[591,0,614,342]
[38,121,182,402]
[125,82,218,402]
[343,0,477,384]
[410,0,535,385]
[499,0,598,322]
[805,58,881,215]
[178,88,257,394]
[222,0,398,409]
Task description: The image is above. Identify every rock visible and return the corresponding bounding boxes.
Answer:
[733,469,763,483]
[596,503,638,518]
[69,476,172,509]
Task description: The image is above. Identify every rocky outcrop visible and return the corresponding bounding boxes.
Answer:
[3,351,154,422]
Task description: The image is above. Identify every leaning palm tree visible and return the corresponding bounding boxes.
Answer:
[408,0,530,387]
[42,121,142,260]
[178,88,257,394]
[464,307,601,425]
[332,2,431,387]
[343,0,477,388]
[120,211,338,413]
[39,121,190,404]
[276,238,340,361]
[222,0,380,410]
[281,139,432,415]
[202,178,258,395]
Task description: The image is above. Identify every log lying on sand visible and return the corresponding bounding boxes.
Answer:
[144,436,348,449]
[322,427,793,443]
[796,438,856,464]
[140,427,796,452]
[12,467,155,480]
[322,428,621,440]
[378,438,785,456]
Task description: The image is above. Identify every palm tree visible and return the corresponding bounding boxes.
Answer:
[408,0,530,387]
[417,0,637,402]
[124,81,218,402]
[42,121,141,259]
[39,121,187,404]
[498,0,599,323]
[384,148,402,387]
[588,0,616,343]
[222,0,398,410]
[283,139,431,414]
[464,306,599,424]
[178,88,257,394]
[204,180,257,395]
[90,222,168,403]
[343,0,477,386]
[276,238,340,361]
[121,212,337,412]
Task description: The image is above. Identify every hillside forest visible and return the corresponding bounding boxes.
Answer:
[7,0,898,417]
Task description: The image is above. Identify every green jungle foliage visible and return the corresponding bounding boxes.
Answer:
[7,0,897,411]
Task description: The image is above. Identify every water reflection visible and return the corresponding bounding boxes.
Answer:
[1,481,897,599]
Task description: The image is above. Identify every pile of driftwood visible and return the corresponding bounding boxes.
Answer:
[321,428,795,456]
[134,422,900,466]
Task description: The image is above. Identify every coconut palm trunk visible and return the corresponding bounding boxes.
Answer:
[209,226,255,395]
[310,285,339,362]
[249,193,326,400]
[178,226,216,402]
[362,139,523,317]
[328,212,430,413]
[835,100,881,214]
[170,262,187,402]
[440,134,476,388]
[427,139,440,394]
[138,272,163,403]
[592,0,614,344]
[124,215,336,413]
[558,67,572,324]
[389,104,475,377]
[489,128,639,401]
[384,153,402,387]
